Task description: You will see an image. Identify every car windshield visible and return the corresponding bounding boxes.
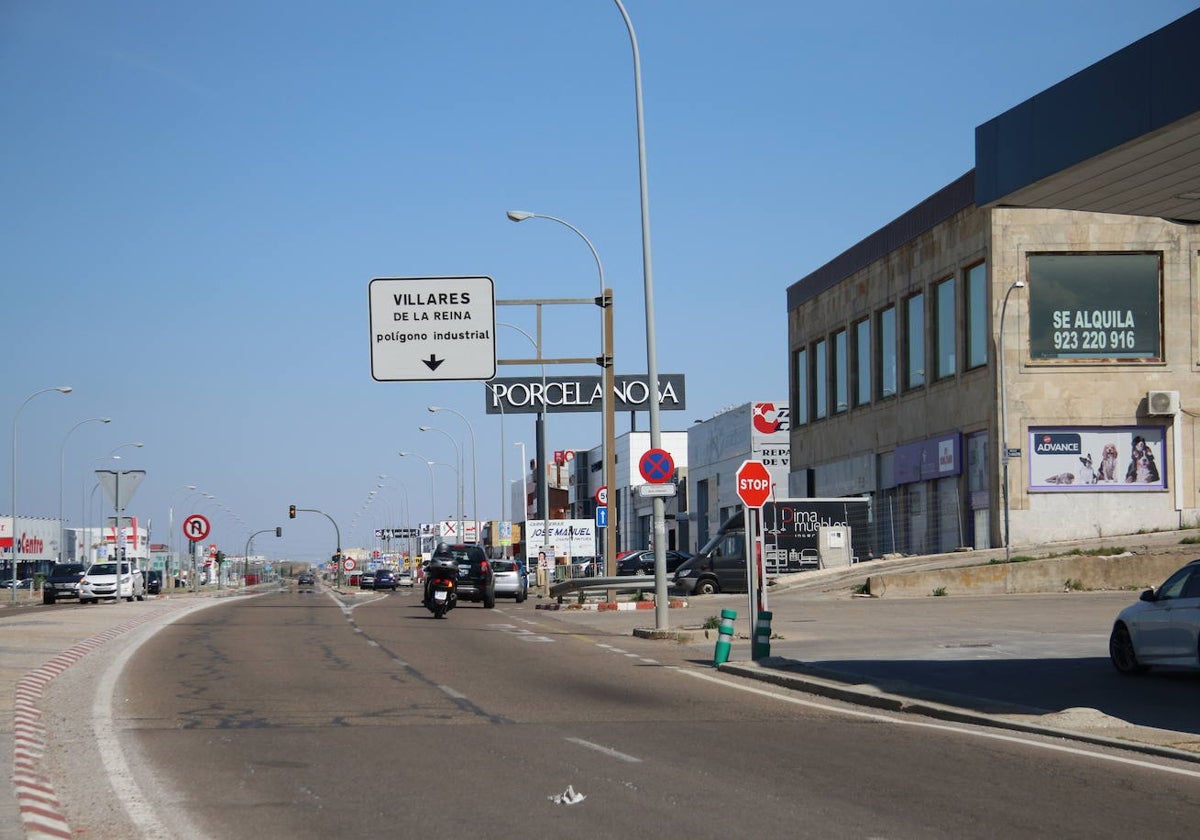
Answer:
[52,564,86,575]
[88,563,128,575]
[493,561,518,572]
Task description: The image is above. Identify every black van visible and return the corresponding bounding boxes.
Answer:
[672,527,747,595]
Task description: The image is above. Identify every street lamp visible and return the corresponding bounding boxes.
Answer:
[428,406,478,545]
[1000,278,1027,562]
[58,416,110,562]
[612,0,668,628]
[504,210,615,577]
[514,441,530,568]
[10,385,72,599]
[419,425,464,542]
[499,322,550,570]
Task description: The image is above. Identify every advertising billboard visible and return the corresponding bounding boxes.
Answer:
[1028,426,1165,491]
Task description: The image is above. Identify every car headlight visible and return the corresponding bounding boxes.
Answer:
[675,569,694,578]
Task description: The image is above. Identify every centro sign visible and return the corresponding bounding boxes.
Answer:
[484,374,686,415]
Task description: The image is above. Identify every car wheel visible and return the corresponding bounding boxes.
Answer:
[43,592,55,605]
[1109,623,1148,674]
[80,598,94,604]
[484,589,496,609]
[516,589,527,604]
[694,578,719,596]
[136,593,145,601]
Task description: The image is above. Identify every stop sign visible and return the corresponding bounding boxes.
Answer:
[735,460,772,508]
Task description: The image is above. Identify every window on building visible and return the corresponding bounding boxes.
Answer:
[965,261,987,369]
[791,347,808,425]
[832,329,848,413]
[935,276,956,379]
[877,306,897,398]
[853,317,871,407]
[1027,252,1162,361]
[904,292,926,389]
[814,339,828,419]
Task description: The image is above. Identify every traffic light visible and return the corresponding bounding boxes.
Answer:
[288,505,296,519]
[275,527,282,537]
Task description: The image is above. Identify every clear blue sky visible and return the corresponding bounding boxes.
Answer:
[5,1,1195,563]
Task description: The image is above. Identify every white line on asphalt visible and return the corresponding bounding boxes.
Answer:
[564,737,643,763]
[675,668,1200,780]
[438,685,467,700]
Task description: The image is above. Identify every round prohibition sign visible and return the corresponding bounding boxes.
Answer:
[183,514,211,542]
[639,448,675,484]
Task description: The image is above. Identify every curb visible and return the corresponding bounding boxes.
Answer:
[718,658,1200,766]
[536,599,688,611]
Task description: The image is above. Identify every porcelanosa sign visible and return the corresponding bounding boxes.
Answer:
[484,374,686,415]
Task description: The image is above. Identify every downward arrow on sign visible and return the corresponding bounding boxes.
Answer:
[422,355,444,371]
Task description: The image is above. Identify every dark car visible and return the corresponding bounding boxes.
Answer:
[373,569,397,591]
[297,572,316,593]
[43,563,87,604]
[616,549,692,576]
[144,569,163,595]
[432,544,495,608]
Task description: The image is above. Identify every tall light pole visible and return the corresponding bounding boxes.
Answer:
[486,385,509,557]
[10,385,72,599]
[500,322,550,571]
[428,406,478,545]
[419,426,464,542]
[999,278,1027,562]
[514,441,529,564]
[58,416,110,562]
[399,451,438,557]
[612,0,668,628]
[504,210,615,578]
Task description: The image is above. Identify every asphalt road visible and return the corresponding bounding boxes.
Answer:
[33,585,1200,840]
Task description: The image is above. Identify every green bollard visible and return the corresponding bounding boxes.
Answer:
[713,608,738,666]
[752,610,773,660]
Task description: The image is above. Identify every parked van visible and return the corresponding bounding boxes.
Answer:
[673,498,872,595]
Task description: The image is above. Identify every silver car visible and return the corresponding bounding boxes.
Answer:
[79,561,146,603]
[492,559,528,603]
[1109,558,1200,674]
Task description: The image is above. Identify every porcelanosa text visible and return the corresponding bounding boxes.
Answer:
[491,379,679,408]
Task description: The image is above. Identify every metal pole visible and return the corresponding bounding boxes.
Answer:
[429,407,478,545]
[613,0,667,628]
[420,426,463,542]
[999,279,1026,562]
[11,386,71,600]
[58,417,110,564]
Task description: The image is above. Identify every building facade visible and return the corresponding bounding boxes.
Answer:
[787,175,1200,554]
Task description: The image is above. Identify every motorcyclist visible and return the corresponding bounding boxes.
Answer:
[423,542,460,607]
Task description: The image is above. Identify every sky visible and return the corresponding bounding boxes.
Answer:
[4,0,1196,564]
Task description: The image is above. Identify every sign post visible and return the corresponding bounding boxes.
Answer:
[736,460,772,653]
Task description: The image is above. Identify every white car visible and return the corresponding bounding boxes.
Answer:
[79,561,146,604]
[492,559,528,603]
[1109,558,1200,673]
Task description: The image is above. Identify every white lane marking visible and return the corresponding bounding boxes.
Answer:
[95,601,221,840]
[565,737,643,763]
[675,668,1200,780]
[438,685,467,700]
[487,624,554,643]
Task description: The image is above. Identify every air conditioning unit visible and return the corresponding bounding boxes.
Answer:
[1147,390,1180,416]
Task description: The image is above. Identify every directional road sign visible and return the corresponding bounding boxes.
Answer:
[369,276,497,382]
[183,514,211,543]
[639,448,675,484]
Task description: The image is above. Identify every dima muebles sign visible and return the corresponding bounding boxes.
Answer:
[483,374,686,415]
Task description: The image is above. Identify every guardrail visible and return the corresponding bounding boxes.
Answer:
[547,575,663,602]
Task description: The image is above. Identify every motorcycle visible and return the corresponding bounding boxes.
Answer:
[424,557,459,618]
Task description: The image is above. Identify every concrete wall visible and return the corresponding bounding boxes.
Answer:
[865,553,1185,598]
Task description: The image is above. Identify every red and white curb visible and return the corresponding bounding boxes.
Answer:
[536,599,688,611]
[11,608,169,840]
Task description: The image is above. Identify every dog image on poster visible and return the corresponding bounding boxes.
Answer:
[1124,436,1160,483]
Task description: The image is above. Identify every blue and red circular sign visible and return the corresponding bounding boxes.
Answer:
[639,448,675,484]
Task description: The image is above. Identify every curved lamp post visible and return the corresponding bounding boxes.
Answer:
[499,323,549,570]
[10,386,72,599]
[58,416,110,562]
[419,425,464,542]
[428,406,477,544]
[504,210,614,577]
[999,278,1027,562]
[611,0,668,628]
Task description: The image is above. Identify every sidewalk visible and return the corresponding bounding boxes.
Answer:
[537,580,1200,765]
